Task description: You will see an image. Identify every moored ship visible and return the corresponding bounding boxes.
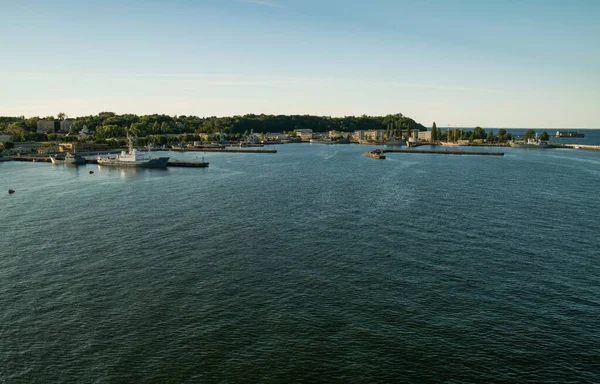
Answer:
[440,140,470,147]
[310,138,336,144]
[510,138,555,149]
[385,138,405,146]
[50,152,86,165]
[97,138,169,168]
[555,130,585,138]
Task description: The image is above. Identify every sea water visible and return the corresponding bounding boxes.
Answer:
[1,142,599,382]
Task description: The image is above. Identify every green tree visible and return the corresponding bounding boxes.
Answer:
[472,126,486,140]
[126,123,140,138]
[487,132,495,142]
[497,128,507,142]
[431,122,437,141]
[523,129,536,140]
[539,131,549,141]
[160,121,169,133]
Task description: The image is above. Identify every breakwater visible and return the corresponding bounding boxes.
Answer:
[383,149,504,156]
[564,144,600,150]
[166,148,277,154]
[7,156,209,167]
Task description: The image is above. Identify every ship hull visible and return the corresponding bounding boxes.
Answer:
[50,155,86,165]
[385,140,405,146]
[97,157,170,168]
[510,143,555,149]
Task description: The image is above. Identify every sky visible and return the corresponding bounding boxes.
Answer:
[0,0,599,128]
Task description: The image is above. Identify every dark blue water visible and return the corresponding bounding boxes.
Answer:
[2,143,600,382]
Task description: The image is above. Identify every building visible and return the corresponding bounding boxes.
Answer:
[37,120,56,134]
[11,142,41,153]
[418,131,432,142]
[58,142,109,153]
[59,119,74,133]
[37,145,59,154]
[328,130,352,139]
[295,129,314,141]
[353,129,386,142]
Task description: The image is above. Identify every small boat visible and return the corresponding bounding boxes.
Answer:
[8,189,15,194]
[365,149,386,159]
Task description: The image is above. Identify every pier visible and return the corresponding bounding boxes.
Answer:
[166,148,277,154]
[563,144,600,150]
[383,149,504,156]
[7,156,209,167]
[166,160,209,168]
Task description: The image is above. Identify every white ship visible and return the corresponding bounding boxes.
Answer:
[97,137,169,168]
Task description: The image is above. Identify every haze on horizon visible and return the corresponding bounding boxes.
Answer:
[1,0,599,128]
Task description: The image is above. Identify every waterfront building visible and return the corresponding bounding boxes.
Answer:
[37,144,59,154]
[354,129,386,142]
[11,141,41,153]
[58,142,109,152]
[295,129,314,141]
[418,131,432,142]
[328,130,352,139]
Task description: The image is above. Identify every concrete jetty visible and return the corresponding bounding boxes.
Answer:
[383,149,504,156]
[166,160,209,168]
[166,148,277,154]
[563,144,600,150]
[8,156,209,167]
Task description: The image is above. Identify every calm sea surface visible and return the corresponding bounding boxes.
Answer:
[2,137,600,382]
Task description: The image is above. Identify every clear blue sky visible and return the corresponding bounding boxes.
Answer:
[1,0,599,127]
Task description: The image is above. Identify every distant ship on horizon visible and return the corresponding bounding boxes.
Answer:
[555,130,585,138]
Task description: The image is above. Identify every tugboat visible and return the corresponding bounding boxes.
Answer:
[365,149,386,159]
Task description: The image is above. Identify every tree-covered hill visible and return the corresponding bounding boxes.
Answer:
[0,112,426,141]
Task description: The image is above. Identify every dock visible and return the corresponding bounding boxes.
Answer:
[166,148,277,154]
[383,149,504,156]
[166,160,209,168]
[8,156,209,167]
[563,144,600,150]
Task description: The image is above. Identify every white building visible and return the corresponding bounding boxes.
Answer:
[418,131,432,142]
